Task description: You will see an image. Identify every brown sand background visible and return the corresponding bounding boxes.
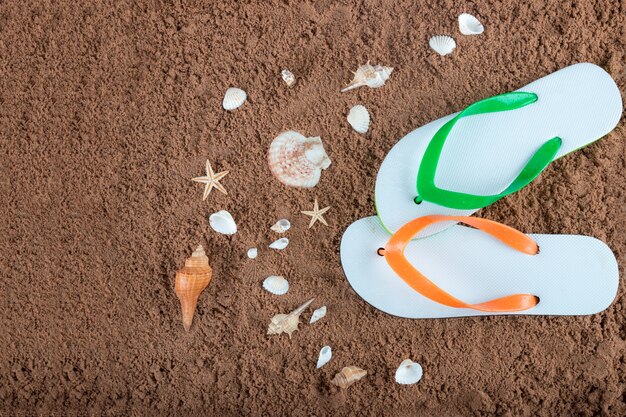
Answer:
[1,0,625,416]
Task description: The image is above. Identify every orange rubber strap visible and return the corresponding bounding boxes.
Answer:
[383,215,539,312]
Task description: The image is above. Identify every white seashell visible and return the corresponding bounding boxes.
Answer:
[316,346,332,369]
[267,298,315,337]
[458,13,484,35]
[270,219,291,233]
[222,87,247,110]
[341,63,393,92]
[269,237,289,250]
[395,359,423,385]
[209,210,237,235]
[247,247,258,259]
[309,305,327,323]
[281,69,296,87]
[347,105,370,134]
[268,131,331,188]
[262,275,289,295]
[429,35,456,56]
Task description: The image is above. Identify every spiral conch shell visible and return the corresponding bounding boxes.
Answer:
[174,245,213,332]
[267,298,314,338]
[331,366,367,389]
[341,62,393,92]
[268,131,331,188]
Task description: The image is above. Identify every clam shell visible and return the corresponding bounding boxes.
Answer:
[262,275,289,295]
[309,305,327,323]
[268,131,331,188]
[281,69,296,87]
[316,346,332,369]
[269,237,289,250]
[395,359,423,385]
[331,366,367,389]
[270,219,291,233]
[247,247,258,259]
[209,210,237,235]
[458,13,484,35]
[222,87,247,110]
[347,105,370,134]
[429,35,456,56]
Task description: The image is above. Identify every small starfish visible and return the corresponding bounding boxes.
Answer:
[301,198,330,228]
[191,160,229,200]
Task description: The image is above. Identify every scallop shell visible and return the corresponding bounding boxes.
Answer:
[269,237,289,250]
[281,69,296,87]
[347,105,370,134]
[270,219,291,233]
[309,305,327,323]
[341,63,393,92]
[395,359,423,385]
[429,35,456,56]
[458,13,484,35]
[247,247,258,259]
[331,366,367,389]
[262,275,289,295]
[222,87,247,110]
[209,210,237,235]
[267,298,314,338]
[268,131,331,188]
[316,346,332,369]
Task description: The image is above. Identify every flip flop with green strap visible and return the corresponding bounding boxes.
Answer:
[375,63,622,238]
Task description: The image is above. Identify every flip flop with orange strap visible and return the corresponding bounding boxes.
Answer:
[340,216,618,318]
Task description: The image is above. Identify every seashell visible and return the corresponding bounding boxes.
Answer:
[247,247,258,259]
[458,13,484,35]
[270,219,291,234]
[395,359,423,385]
[174,245,213,332]
[331,366,367,389]
[209,210,237,235]
[262,275,289,295]
[281,69,296,87]
[222,87,247,110]
[341,62,393,92]
[316,346,332,369]
[429,35,456,56]
[347,105,370,134]
[309,305,327,323]
[269,237,289,250]
[268,131,331,188]
[267,298,315,338]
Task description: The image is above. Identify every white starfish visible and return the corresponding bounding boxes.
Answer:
[191,160,229,200]
[301,198,330,228]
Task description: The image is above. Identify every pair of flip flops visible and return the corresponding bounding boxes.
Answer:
[341,63,621,318]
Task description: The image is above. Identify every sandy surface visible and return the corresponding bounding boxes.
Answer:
[1,0,625,416]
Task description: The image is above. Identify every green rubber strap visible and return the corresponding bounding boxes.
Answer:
[416,91,562,210]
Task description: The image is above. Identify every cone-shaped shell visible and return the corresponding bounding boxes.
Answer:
[267,298,315,338]
[331,366,367,389]
[341,63,393,92]
[268,131,331,188]
[174,245,213,331]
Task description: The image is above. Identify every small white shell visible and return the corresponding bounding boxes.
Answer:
[395,359,423,385]
[268,131,331,188]
[458,13,484,35]
[347,105,370,134]
[270,219,291,233]
[269,237,289,250]
[209,210,237,235]
[247,247,258,259]
[316,346,332,369]
[429,35,456,56]
[341,63,393,92]
[309,306,327,323]
[262,275,289,295]
[281,69,296,87]
[222,87,247,110]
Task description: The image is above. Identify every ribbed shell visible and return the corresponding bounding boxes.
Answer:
[222,87,247,110]
[347,105,370,134]
[175,246,213,332]
[331,366,367,389]
[429,35,456,56]
[262,275,289,295]
[268,131,331,188]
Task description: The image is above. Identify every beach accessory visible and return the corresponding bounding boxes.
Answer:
[375,63,622,237]
[175,246,213,331]
[340,216,618,318]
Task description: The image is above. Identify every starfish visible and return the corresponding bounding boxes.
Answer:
[301,198,330,228]
[191,160,229,200]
